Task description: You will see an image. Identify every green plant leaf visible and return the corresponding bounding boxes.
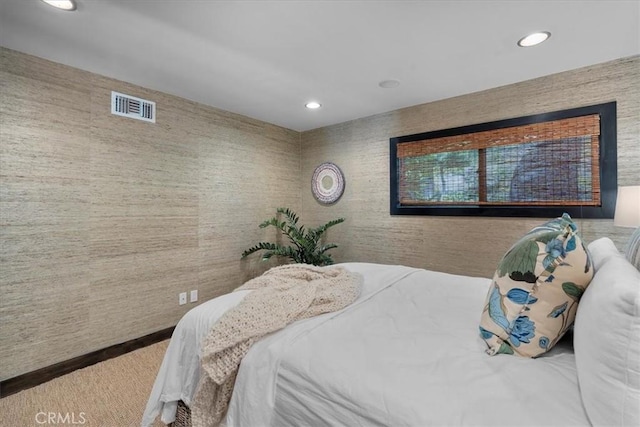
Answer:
[497,342,514,355]
[241,208,344,266]
[497,240,539,278]
[241,242,278,258]
[547,301,568,318]
[562,282,584,300]
[533,230,563,244]
[318,243,338,254]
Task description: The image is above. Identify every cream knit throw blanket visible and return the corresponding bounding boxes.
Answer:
[191,263,363,427]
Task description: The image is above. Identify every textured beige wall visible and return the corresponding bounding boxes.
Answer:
[1,48,638,381]
[0,48,301,381]
[301,56,640,278]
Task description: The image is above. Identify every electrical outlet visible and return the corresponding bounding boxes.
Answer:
[179,292,187,305]
[190,290,198,303]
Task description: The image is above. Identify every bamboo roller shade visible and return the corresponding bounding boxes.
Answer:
[398,114,601,206]
[397,114,601,158]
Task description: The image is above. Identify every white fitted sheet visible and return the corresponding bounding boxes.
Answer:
[143,263,589,427]
[141,289,252,426]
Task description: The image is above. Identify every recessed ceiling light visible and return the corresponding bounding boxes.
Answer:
[379,79,400,89]
[305,101,321,109]
[517,31,551,47]
[40,0,77,11]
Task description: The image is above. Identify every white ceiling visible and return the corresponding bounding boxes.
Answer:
[1,0,638,132]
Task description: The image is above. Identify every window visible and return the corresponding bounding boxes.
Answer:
[390,102,617,218]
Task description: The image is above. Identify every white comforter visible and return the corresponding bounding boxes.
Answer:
[143,263,589,427]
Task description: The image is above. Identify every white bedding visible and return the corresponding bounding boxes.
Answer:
[142,289,252,426]
[143,263,589,427]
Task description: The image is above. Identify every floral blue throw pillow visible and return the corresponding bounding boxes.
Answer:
[479,213,594,357]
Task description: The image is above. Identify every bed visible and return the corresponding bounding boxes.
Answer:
[142,232,640,427]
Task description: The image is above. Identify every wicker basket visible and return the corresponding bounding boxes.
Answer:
[169,400,191,427]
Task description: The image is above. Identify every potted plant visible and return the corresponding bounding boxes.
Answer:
[241,207,345,266]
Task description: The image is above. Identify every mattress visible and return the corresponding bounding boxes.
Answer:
[143,262,589,427]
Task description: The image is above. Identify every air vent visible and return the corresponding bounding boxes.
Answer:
[111,91,156,123]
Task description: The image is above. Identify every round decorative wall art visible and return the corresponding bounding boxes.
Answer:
[311,162,345,204]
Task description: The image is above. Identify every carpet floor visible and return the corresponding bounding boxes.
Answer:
[0,340,170,427]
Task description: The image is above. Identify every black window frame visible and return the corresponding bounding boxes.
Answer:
[389,102,617,218]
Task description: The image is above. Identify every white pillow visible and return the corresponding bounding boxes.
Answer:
[574,237,640,426]
[587,236,620,270]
